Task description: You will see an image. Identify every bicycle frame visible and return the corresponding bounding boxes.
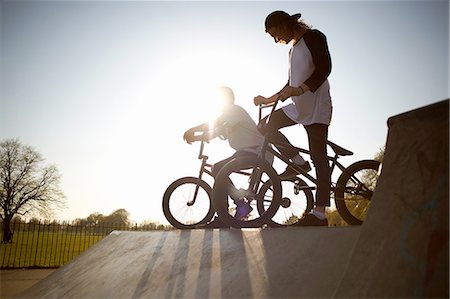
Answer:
[192,133,255,205]
[263,139,348,193]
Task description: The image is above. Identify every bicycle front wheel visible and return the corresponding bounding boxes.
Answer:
[213,156,281,228]
[335,160,381,225]
[258,178,314,227]
[162,177,214,229]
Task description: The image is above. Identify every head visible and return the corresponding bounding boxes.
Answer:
[216,86,235,111]
[265,10,311,44]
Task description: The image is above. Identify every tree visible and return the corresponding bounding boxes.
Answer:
[103,209,130,227]
[0,139,66,243]
[86,212,105,226]
[374,147,385,163]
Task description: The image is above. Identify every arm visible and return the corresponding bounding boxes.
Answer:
[183,123,208,144]
[183,119,227,144]
[253,82,289,106]
[302,29,332,92]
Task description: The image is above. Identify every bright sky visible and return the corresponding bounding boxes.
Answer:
[1,1,448,224]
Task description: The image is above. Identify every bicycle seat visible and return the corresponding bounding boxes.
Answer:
[327,141,353,156]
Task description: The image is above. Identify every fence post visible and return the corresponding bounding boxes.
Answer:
[33,220,41,266]
[17,221,25,268]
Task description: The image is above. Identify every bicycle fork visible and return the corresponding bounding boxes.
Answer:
[187,156,211,207]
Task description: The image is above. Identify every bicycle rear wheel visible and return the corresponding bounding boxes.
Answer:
[162,177,214,229]
[258,178,314,227]
[335,160,381,225]
[213,156,281,228]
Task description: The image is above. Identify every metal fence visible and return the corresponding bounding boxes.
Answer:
[0,220,171,268]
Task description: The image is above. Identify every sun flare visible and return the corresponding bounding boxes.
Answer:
[98,45,268,223]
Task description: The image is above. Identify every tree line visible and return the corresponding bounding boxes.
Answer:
[0,139,171,243]
[6,208,171,233]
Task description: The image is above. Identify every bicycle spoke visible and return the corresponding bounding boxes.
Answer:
[164,179,213,228]
[258,179,313,226]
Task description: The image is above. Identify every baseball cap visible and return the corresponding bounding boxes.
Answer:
[265,11,302,31]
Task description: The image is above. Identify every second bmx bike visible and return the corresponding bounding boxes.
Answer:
[212,102,381,228]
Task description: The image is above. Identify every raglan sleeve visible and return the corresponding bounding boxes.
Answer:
[303,30,332,92]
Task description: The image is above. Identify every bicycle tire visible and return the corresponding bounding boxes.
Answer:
[258,178,314,227]
[335,160,381,225]
[162,177,214,229]
[212,156,282,228]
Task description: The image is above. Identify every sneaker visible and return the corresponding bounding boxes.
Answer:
[195,216,229,229]
[279,161,312,179]
[293,213,328,227]
[235,199,253,220]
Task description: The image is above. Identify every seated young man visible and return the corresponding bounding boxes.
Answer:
[183,86,269,226]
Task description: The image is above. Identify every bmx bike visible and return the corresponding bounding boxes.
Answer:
[212,102,381,228]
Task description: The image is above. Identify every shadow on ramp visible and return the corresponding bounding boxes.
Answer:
[20,227,360,298]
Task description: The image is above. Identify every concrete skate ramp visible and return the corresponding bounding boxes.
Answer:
[20,227,360,298]
[334,99,449,298]
[21,100,448,299]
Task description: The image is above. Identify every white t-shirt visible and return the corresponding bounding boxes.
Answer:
[219,104,265,154]
[282,30,333,126]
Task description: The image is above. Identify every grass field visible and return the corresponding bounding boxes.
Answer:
[1,230,109,268]
[1,221,174,268]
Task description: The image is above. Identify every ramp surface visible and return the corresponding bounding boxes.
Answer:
[20,227,360,299]
[334,99,449,298]
[21,100,449,298]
